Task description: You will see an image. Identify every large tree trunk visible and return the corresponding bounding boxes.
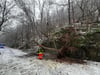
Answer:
[41,45,58,51]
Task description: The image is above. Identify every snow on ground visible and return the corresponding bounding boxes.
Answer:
[0,47,100,75]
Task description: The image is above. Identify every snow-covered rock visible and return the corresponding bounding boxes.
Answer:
[0,47,100,75]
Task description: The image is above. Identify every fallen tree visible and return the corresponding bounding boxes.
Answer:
[29,27,100,62]
[32,27,85,59]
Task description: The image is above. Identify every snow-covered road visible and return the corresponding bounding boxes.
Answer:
[0,47,100,75]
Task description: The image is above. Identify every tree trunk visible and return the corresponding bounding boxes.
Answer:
[68,0,71,25]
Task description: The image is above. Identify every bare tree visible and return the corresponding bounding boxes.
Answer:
[68,0,71,24]
[75,0,89,22]
[94,0,100,22]
[0,0,15,31]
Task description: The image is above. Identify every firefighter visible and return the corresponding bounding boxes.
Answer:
[37,45,45,60]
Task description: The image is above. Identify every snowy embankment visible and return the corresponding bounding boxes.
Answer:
[0,47,100,75]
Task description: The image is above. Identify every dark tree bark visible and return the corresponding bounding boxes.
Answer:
[68,0,71,25]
